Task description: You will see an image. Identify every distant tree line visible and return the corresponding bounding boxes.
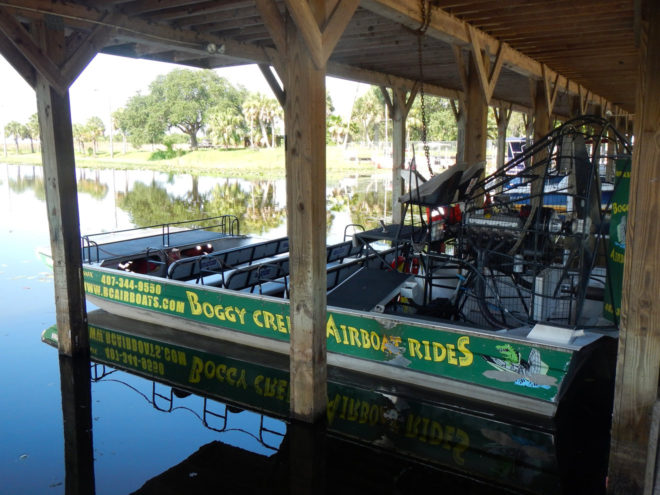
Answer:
[3,68,528,155]
[4,113,39,153]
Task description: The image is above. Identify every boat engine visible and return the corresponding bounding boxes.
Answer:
[403,116,631,330]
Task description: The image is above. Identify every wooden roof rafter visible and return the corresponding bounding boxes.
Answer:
[360,0,623,113]
[0,0,637,120]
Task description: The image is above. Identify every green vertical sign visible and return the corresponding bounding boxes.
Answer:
[604,157,631,324]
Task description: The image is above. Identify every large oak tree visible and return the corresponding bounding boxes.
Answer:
[148,69,242,150]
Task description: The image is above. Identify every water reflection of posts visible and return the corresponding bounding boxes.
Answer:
[287,421,327,494]
[59,355,96,495]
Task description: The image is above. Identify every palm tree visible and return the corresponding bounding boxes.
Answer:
[327,114,349,146]
[208,107,244,149]
[259,95,282,148]
[261,98,282,148]
[27,113,39,153]
[73,123,86,153]
[85,116,105,156]
[350,88,384,145]
[242,94,260,148]
[4,121,24,153]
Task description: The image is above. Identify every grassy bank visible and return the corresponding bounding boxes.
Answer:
[1,145,387,182]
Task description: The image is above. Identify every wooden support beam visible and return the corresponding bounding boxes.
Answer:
[284,0,357,423]
[464,51,488,167]
[466,25,506,104]
[493,101,512,173]
[286,20,327,421]
[35,23,88,357]
[451,44,470,165]
[0,9,68,94]
[0,24,36,87]
[361,0,613,111]
[578,86,591,115]
[526,79,551,217]
[284,0,324,68]
[61,16,118,87]
[382,84,417,224]
[256,0,286,54]
[3,0,267,66]
[541,64,560,117]
[259,63,286,107]
[284,0,357,69]
[608,2,660,492]
[450,98,466,164]
[328,60,460,101]
[320,0,359,61]
[534,78,551,140]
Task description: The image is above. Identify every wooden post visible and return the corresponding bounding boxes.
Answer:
[453,43,488,168]
[259,0,357,423]
[285,7,327,423]
[382,85,416,224]
[570,94,581,118]
[35,24,88,357]
[533,79,551,141]
[527,79,552,211]
[464,52,488,167]
[494,102,512,173]
[450,99,466,164]
[608,2,660,492]
[391,92,406,224]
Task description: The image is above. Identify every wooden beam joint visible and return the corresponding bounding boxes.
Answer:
[466,25,506,104]
[284,0,356,69]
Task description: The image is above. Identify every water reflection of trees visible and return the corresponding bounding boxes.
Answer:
[8,166,108,200]
[117,179,285,235]
[77,169,109,199]
[330,178,391,231]
[8,166,45,200]
[205,181,285,234]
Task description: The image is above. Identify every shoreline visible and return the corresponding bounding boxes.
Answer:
[0,145,390,182]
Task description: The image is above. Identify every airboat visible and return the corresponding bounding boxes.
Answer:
[74,116,627,417]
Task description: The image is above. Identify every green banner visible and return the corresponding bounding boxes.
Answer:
[83,266,575,403]
[604,157,631,323]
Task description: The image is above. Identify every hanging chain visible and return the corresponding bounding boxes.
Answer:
[417,0,433,176]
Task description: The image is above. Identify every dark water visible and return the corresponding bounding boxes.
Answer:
[1,163,613,494]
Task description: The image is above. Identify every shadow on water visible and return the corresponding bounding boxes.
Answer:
[51,311,615,495]
[58,355,95,495]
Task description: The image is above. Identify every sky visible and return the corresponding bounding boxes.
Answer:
[0,53,367,135]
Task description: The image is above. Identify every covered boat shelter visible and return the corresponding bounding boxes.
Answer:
[0,0,656,492]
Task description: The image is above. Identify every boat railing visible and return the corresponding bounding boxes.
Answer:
[80,215,240,262]
[161,215,240,246]
[81,237,100,263]
[168,236,290,283]
[224,258,291,296]
[220,239,365,296]
[343,223,365,243]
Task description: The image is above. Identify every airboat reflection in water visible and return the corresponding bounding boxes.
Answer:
[75,116,627,417]
[42,311,613,494]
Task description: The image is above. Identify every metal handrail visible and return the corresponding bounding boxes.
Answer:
[81,236,100,263]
